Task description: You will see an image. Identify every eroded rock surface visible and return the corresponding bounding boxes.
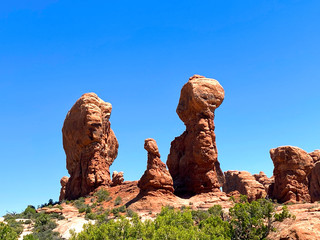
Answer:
[223,170,266,201]
[138,138,174,195]
[59,176,69,202]
[309,162,320,202]
[270,146,314,203]
[309,150,320,163]
[167,75,225,195]
[62,93,119,200]
[253,171,274,193]
[111,171,124,186]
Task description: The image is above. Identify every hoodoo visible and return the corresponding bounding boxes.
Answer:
[167,75,225,195]
[138,138,174,195]
[61,93,119,200]
[270,146,314,203]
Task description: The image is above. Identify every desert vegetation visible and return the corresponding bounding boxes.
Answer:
[69,197,293,240]
[0,196,294,240]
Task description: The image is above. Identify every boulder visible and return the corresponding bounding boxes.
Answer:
[59,176,69,202]
[62,93,119,200]
[111,171,124,186]
[270,146,314,203]
[138,138,174,194]
[167,75,225,195]
[223,170,266,202]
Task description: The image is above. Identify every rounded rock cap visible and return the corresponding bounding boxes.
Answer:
[176,74,225,123]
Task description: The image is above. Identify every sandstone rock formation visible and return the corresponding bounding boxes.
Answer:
[270,146,314,203]
[253,171,274,193]
[59,176,69,202]
[167,75,225,195]
[111,171,124,186]
[223,170,266,201]
[62,93,119,200]
[309,162,320,202]
[138,138,174,194]
[309,150,320,163]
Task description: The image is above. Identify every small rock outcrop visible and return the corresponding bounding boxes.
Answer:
[138,138,174,194]
[253,171,274,193]
[59,176,69,202]
[167,75,225,195]
[270,146,314,203]
[111,171,124,186]
[62,93,119,200]
[223,170,266,201]
[309,162,320,202]
[309,150,320,163]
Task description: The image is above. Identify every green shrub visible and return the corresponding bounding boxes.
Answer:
[69,199,293,240]
[6,219,23,236]
[114,196,122,206]
[74,198,86,209]
[24,219,32,225]
[208,205,223,218]
[23,235,39,240]
[85,212,97,220]
[23,205,37,219]
[0,222,18,240]
[94,189,111,203]
[191,210,210,224]
[274,205,294,222]
[126,209,138,218]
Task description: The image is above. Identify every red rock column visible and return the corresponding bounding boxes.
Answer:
[62,93,119,200]
[138,138,174,195]
[270,146,314,203]
[167,75,225,195]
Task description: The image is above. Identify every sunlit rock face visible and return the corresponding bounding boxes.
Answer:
[62,93,118,200]
[270,146,314,203]
[223,170,267,202]
[167,75,225,195]
[138,138,174,195]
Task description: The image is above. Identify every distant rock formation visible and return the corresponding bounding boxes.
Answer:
[270,146,314,203]
[111,171,124,186]
[309,150,320,163]
[138,138,174,195]
[253,171,274,193]
[62,93,119,200]
[223,170,266,202]
[59,176,69,202]
[167,75,225,195]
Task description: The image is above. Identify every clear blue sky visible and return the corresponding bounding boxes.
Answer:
[1,0,319,216]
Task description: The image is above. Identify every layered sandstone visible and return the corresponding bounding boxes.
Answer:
[138,138,174,194]
[167,75,225,195]
[59,176,69,202]
[62,93,119,200]
[111,171,124,186]
[270,146,314,203]
[223,170,266,201]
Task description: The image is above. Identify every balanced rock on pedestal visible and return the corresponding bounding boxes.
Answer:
[167,75,225,195]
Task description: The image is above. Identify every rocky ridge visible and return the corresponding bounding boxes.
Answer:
[48,74,320,240]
